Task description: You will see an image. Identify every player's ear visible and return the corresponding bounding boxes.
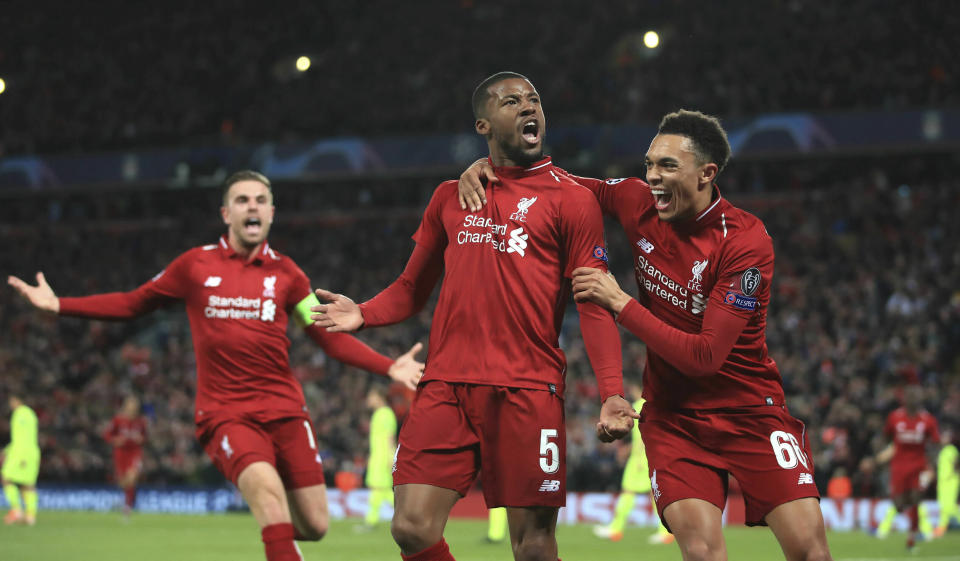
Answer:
[475,118,490,136]
[220,205,230,225]
[699,162,719,189]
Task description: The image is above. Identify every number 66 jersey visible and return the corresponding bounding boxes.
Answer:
[564,172,818,526]
[567,173,786,411]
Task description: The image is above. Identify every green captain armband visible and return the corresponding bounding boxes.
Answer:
[294,293,322,328]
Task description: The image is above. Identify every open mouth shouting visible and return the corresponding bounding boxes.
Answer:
[521,119,541,146]
[651,187,673,212]
[243,216,263,236]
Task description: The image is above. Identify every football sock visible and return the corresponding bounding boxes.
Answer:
[401,538,455,561]
[877,505,896,535]
[3,483,21,513]
[262,523,303,561]
[907,505,919,533]
[124,486,136,509]
[365,488,394,526]
[487,507,508,542]
[918,502,933,536]
[22,489,37,518]
[610,492,635,533]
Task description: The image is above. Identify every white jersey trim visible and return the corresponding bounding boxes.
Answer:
[696,197,722,222]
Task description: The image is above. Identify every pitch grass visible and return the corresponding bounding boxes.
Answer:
[2,512,960,561]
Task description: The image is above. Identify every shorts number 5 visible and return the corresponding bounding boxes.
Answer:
[769,430,809,470]
[539,429,560,474]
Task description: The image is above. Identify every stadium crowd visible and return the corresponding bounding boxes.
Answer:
[1,153,957,495]
[1,0,957,155]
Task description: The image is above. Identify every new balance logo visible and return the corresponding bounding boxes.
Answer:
[507,227,529,257]
[221,435,233,459]
[637,238,655,254]
[204,276,222,287]
[797,473,814,485]
[539,479,561,492]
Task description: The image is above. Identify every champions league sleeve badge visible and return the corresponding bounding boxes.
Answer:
[740,267,761,296]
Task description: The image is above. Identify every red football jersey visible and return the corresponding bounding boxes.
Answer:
[884,407,939,469]
[104,415,147,452]
[399,157,613,395]
[571,175,785,409]
[60,237,313,419]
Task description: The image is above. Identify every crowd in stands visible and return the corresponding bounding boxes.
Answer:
[1,0,957,155]
[1,153,958,496]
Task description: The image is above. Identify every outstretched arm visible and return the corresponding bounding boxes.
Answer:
[9,271,170,319]
[8,272,60,313]
[572,267,745,377]
[304,325,424,390]
[311,242,443,331]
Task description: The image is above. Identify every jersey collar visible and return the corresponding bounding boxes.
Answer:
[488,156,553,179]
[218,235,274,264]
[672,184,727,233]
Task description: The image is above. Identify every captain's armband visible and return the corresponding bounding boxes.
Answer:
[293,293,321,328]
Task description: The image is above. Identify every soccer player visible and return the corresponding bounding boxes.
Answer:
[458,110,834,561]
[2,394,40,526]
[592,383,672,545]
[311,72,638,561]
[934,425,959,537]
[361,385,397,530]
[875,385,940,548]
[7,170,425,561]
[103,395,148,518]
[487,507,508,543]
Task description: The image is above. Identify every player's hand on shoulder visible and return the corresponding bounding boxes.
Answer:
[388,342,425,391]
[310,288,363,332]
[7,272,60,313]
[596,395,641,443]
[458,158,497,212]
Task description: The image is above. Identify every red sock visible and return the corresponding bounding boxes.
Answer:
[262,523,302,561]
[124,487,136,509]
[401,538,455,561]
[907,505,919,532]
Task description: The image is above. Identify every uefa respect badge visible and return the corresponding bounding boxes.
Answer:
[592,245,608,263]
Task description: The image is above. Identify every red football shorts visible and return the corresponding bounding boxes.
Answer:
[641,404,819,527]
[196,412,325,489]
[889,461,929,496]
[394,381,566,508]
[113,449,143,478]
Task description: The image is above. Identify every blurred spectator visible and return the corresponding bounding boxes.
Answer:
[0,1,956,155]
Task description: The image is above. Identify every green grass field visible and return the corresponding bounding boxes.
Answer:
[1,512,959,561]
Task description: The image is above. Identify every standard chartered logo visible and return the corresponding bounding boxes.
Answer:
[203,294,277,322]
[506,227,528,257]
[456,215,531,257]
